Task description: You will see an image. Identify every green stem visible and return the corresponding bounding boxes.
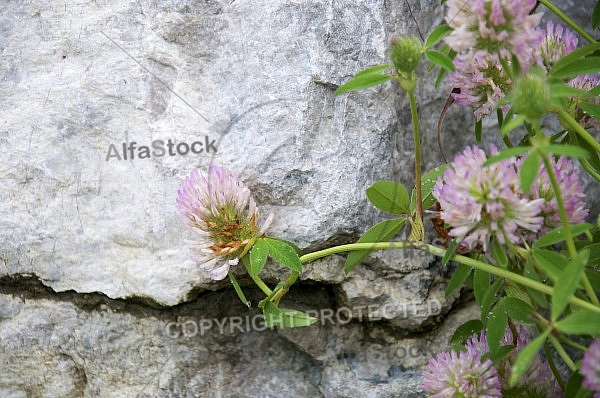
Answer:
[252,275,273,296]
[557,334,589,352]
[242,255,273,296]
[582,273,600,306]
[544,342,565,391]
[581,159,600,182]
[538,0,597,44]
[228,271,250,307]
[540,153,576,257]
[428,245,553,297]
[408,88,423,220]
[270,271,299,304]
[549,334,577,371]
[558,110,600,153]
[540,151,600,306]
[298,242,600,314]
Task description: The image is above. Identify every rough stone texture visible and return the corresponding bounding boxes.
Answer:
[1,0,596,397]
[0,280,480,397]
[0,0,439,306]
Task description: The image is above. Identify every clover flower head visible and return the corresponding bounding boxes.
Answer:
[450,51,511,120]
[527,156,588,235]
[176,166,272,280]
[445,0,543,67]
[583,340,600,396]
[424,328,562,397]
[422,332,502,397]
[567,74,600,130]
[433,146,545,248]
[539,20,578,69]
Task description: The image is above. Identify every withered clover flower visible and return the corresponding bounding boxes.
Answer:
[176,166,273,280]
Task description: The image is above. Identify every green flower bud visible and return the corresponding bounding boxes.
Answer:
[390,36,422,74]
[510,66,552,121]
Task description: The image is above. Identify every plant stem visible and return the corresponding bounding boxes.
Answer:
[252,275,273,296]
[242,255,273,296]
[408,88,423,220]
[540,153,576,257]
[229,271,250,307]
[549,334,577,371]
[299,242,600,314]
[538,0,596,44]
[427,244,553,297]
[270,271,299,304]
[582,272,600,306]
[581,159,600,182]
[557,110,600,153]
[540,151,599,306]
[557,334,589,352]
[544,342,565,391]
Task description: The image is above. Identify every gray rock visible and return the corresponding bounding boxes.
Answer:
[0,283,480,397]
[0,0,441,306]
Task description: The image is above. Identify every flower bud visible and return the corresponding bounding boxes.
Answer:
[390,36,422,74]
[510,67,552,121]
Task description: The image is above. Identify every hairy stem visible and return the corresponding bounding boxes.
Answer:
[242,256,273,296]
[299,242,600,314]
[581,158,600,182]
[549,334,577,371]
[408,88,423,220]
[253,276,273,296]
[544,342,565,391]
[544,341,566,391]
[540,151,599,306]
[557,334,589,352]
[540,153,576,257]
[558,110,600,154]
[229,271,250,307]
[270,271,299,305]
